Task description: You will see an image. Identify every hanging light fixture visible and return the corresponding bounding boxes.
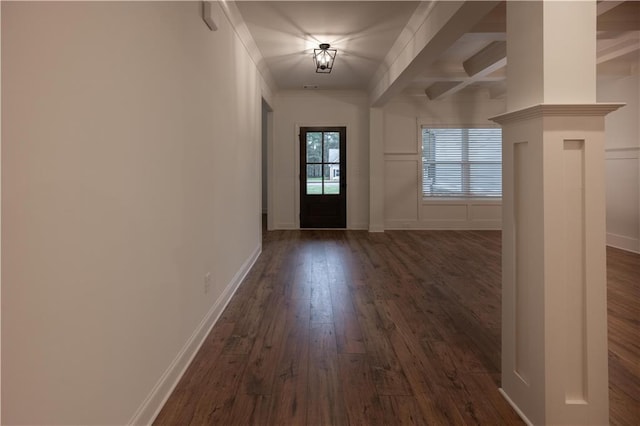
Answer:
[313,43,337,73]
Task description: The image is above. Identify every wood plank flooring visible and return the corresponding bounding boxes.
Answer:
[606,245,640,426]
[154,228,639,425]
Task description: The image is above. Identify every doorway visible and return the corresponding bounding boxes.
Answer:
[299,127,346,228]
[261,98,273,232]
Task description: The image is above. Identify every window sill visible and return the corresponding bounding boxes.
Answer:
[421,198,502,205]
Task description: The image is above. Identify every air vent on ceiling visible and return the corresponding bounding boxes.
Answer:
[303,84,319,89]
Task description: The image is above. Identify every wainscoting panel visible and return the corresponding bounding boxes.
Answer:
[605,146,639,253]
[384,159,419,222]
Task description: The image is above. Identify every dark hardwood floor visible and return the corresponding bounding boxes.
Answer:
[606,245,640,425]
[154,227,639,425]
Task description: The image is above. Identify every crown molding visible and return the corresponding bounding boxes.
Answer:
[216,1,278,98]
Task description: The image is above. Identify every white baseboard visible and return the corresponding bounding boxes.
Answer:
[384,220,502,230]
[348,223,368,230]
[499,388,534,426]
[128,244,261,426]
[607,232,640,254]
[275,222,296,229]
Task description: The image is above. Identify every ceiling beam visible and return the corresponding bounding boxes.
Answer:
[424,58,506,100]
[414,73,505,83]
[597,32,640,64]
[462,1,635,33]
[463,41,506,76]
[424,0,640,100]
[424,81,463,100]
[425,40,506,100]
[420,0,627,102]
[597,0,625,16]
[470,1,506,33]
[597,1,640,31]
[369,0,501,107]
[465,0,619,71]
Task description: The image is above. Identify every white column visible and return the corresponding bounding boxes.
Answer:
[491,1,623,424]
[369,107,385,232]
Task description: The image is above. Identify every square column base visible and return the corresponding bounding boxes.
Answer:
[491,103,623,425]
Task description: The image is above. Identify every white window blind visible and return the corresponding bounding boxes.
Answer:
[422,127,502,198]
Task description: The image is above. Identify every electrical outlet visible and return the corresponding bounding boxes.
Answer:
[204,272,212,294]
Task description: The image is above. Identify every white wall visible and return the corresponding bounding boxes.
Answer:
[380,80,638,235]
[598,64,640,253]
[2,2,264,424]
[381,92,506,229]
[272,90,507,231]
[272,91,370,229]
[271,82,638,236]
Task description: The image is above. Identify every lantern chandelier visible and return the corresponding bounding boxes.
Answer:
[313,43,337,73]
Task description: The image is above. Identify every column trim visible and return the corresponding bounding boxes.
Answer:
[490,103,624,124]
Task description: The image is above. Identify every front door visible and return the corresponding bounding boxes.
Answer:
[300,127,346,228]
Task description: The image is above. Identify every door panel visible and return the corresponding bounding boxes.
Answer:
[300,127,346,228]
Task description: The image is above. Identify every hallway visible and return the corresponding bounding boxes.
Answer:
[3,2,639,423]
[154,230,639,425]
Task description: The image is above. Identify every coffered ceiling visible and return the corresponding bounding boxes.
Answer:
[231,0,640,102]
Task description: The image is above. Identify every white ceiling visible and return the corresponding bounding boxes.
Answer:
[236,1,421,90]
[233,0,640,100]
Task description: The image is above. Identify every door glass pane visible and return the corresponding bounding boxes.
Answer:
[306,164,322,195]
[324,132,340,163]
[324,164,340,194]
[306,133,322,163]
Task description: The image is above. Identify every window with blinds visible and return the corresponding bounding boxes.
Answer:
[422,127,502,198]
